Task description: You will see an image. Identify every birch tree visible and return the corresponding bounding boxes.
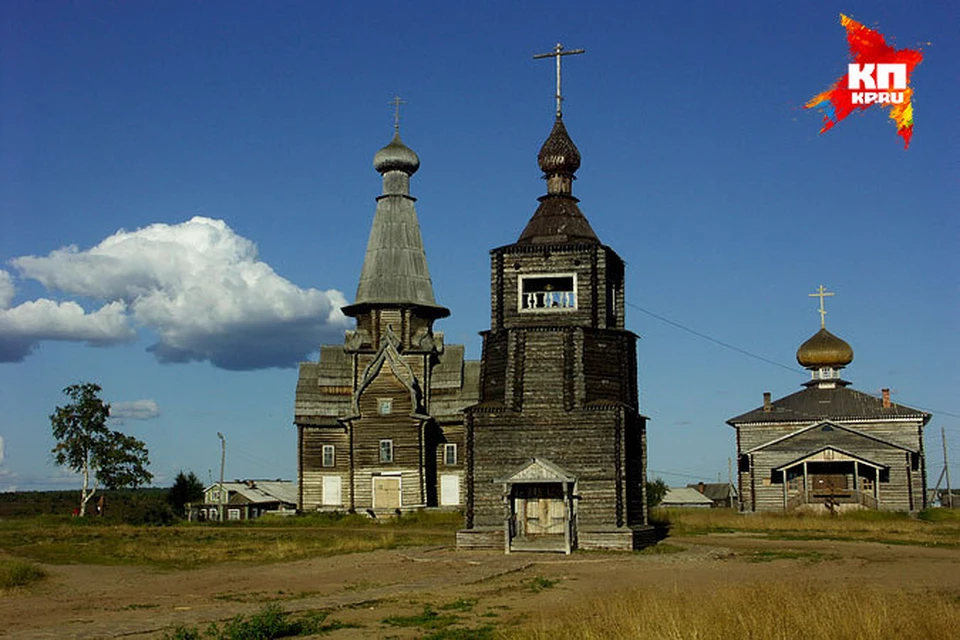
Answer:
[50,382,153,516]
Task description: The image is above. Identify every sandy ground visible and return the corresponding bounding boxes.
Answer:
[2,534,959,639]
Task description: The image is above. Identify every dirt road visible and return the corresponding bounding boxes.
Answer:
[3,535,958,639]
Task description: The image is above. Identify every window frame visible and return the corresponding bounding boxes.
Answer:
[322,444,335,468]
[444,443,457,466]
[518,272,578,312]
[377,398,393,415]
[379,439,394,464]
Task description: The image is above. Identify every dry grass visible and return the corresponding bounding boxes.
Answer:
[507,580,960,640]
[654,507,960,547]
[0,512,458,569]
[0,557,47,591]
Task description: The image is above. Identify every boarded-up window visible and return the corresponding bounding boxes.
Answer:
[322,445,335,467]
[440,474,460,506]
[322,475,342,505]
[444,443,457,466]
[380,439,394,463]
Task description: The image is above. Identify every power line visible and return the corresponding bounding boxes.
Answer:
[626,301,801,374]
[626,299,960,419]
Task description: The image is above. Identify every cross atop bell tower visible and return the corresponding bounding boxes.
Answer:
[533,43,585,118]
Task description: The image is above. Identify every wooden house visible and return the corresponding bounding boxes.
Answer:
[456,109,654,553]
[190,480,297,521]
[687,482,738,508]
[294,129,479,514]
[728,301,930,513]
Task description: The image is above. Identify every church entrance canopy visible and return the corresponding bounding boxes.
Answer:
[496,458,576,554]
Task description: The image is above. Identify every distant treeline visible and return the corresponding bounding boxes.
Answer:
[0,488,171,523]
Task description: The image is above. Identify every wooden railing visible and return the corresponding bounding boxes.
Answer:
[786,489,877,510]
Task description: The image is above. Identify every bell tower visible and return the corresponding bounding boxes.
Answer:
[458,46,653,553]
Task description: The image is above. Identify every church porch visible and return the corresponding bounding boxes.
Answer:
[775,452,887,512]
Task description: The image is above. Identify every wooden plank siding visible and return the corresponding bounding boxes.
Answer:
[734,418,927,512]
[462,237,651,551]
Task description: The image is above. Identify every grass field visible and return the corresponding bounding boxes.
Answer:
[652,506,960,547]
[0,511,461,569]
[508,580,960,640]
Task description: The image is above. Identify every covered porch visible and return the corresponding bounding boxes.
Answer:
[497,458,577,554]
[775,447,888,511]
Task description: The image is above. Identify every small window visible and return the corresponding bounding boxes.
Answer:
[519,274,577,311]
[860,477,875,491]
[322,445,335,468]
[444,443,457,466]
[380,439,394,463]
[378,398,393,415]
[228,508,241,521]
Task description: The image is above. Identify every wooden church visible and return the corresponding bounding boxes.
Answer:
[728,289,930,512]
[293,126,479,514]
[456,50,654,552]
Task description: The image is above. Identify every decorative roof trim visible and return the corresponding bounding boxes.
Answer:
[773,446,890,472]
[745,420,915,455]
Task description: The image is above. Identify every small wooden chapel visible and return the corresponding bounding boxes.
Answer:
[728,287,930,513]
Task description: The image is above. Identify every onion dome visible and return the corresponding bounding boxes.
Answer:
[796,328,854,369]
[373,132,420,175]
[517,116,599,245]
[538,117,581,177]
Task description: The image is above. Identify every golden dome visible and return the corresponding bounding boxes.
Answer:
[796,327,854,368]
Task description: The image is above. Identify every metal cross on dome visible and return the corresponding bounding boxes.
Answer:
[534,43,585,118]
[390,95,406,133]
[808,285,835,329]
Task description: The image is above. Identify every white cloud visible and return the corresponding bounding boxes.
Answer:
[0,271,13,308]
[110,399,161,421]
[0,435,5,466]
[0,270,135,362]
[6,217,349,369]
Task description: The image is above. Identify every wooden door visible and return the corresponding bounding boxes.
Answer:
[515,484,565,536]
[373,476,401,509]
[813,474,848,494]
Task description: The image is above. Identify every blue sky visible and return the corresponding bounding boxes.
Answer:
[1,1,957,493]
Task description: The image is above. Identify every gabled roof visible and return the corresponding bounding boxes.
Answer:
[773,446,889,472]
[745,420,915,455]
[686,483,737,501]
[495,458,577,484]
[728,385,929,426]
[661,487,713,506]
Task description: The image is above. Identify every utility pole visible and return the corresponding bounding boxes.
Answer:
[728,457,736,510]
[944,427,953,508]
[217,432,226,522]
